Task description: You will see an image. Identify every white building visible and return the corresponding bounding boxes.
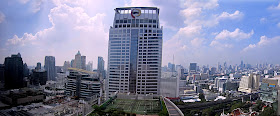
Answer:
[160,76,179,98]
[238,74,260,93]
[107,7,163,96]
[65,68,102,100]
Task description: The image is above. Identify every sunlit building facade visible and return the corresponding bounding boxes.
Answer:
[107,7,163,96]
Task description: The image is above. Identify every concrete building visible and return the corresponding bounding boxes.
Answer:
[260,76,280,115]
[86,61,93,72]
[214,76,228,93]
[189,63,197,74]
[65,68,102,100]
[107,7,163,96]
[30,69,47,86]
[36,62,41,70]
[160,76,179,98]
[63,61,71,73]
[238,74,260,93]
[4,53,25,89]
[45,56,56,81]
[97,56,105,79]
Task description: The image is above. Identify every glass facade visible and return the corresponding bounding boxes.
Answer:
[108,7,162,96]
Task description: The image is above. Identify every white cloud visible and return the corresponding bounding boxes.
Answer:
[269,3,280,10]
[191,38,204,47]
[0,11,5,24]
[277,22,280,28]
[215,28,254,40]
[5,3,108,66]
[217,10,243,20]
[242,36,280,52]
[32,0,43,13]
[210,40,233,49]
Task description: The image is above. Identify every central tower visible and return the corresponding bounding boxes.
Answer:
[108,7,163,96]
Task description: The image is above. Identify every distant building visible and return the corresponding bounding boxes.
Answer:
[65,68,102,100]
[23,63,29,77]
[30,69,47,86]
[63,61,71,72]
[45,56,56,81]
[73,51,86,70]
[238,74,260,93]
[36,62,41,70]
[81,56,86,70]
[97,56,105,79]
[189,63,197,73]
[86,61,93,72]
[210,67,216,75]
[0,64,4,83]
[4,53,25,89]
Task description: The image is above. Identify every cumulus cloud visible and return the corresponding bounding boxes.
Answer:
[260,17,267,23]
[217,10,243,20]
[242,36,280,52]
[125,0,154,7]
[0,11,5,24]
[18,0,30,4]
[5,2,108,66]
[210,40,233,49]
[214,28,254,40]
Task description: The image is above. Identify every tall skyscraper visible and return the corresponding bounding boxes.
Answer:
[81,56,86,70]
[107,7,163,96]
[45,56,56,81]
[4,53,25,89]
[97,56,105,79]
[73,51,86,70]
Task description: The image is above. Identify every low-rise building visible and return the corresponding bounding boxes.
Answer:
[238,74,260,93]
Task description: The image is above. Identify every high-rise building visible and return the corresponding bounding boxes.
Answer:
[0,64,4,83]
[31,69,47,86]
[45,56,56,81]
[63,61,71,72]
[4,53,25,89]
[23,63,29,77]
[97,56,105,79]
[36,62,41,70]
[168,62,175,72]
[73,51,86,70]
[189,63,197,73]
[107,7,163,96]
[86,61,93,72]
[81,56,86,70]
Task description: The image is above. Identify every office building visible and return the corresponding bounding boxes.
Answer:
[73,51,86,70]
[97,56,105,79]
[238,74,260,93]
[44,56,56,81]
[36,62,41,70]
[86,61,93,72]
[81,56,86,70]
[189,63,197,73]
[107,7,163,96]
[23,63,29,77]
[63,61,71,72]
[30,69,47,86]
[0,64,5,84]
[4,53,25,89]
[65,68,102,99]
[260,76,280,115]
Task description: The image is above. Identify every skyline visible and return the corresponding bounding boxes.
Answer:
[0,0,280,68]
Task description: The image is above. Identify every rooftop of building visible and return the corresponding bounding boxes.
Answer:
[68,68,96,74]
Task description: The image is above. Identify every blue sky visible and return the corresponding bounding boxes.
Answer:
[0,0,280,68]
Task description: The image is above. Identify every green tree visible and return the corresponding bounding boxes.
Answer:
[199,93,206,102]
[260,107,276,116]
